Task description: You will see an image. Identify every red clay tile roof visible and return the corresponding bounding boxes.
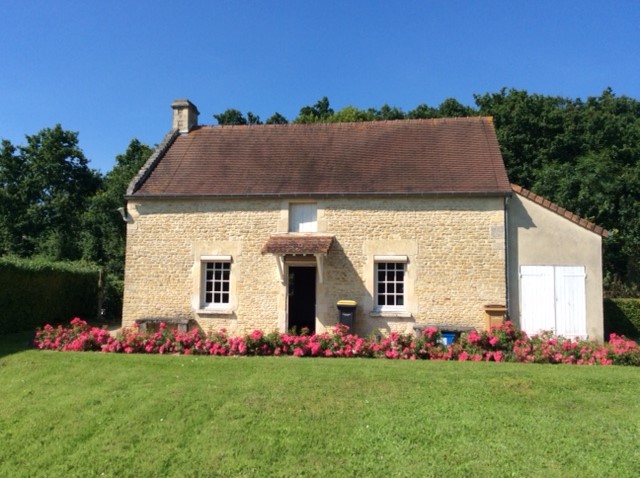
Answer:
[130,117,511,197]
[511,184,609,237]
[261,234,334,255]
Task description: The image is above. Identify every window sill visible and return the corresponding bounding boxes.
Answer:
[197,308,233,316]
[370,310,413,319]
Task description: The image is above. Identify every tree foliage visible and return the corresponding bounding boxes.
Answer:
[265,112,289,125]
[214,109,264,125]
[81,139,152,272]
[0,125,101,260]
[80,140,153,320]
[296,96,335,123]
[213,109,248,125]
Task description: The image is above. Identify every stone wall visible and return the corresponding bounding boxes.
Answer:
[122,196,506,335]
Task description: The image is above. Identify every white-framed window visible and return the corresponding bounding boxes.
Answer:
[289,203,317,232]
[375,256,408,311]
[201,256,232,309]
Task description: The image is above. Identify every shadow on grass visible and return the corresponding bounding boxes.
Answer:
[0,331,36,359]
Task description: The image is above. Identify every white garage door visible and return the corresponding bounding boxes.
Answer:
[520,266,586,339]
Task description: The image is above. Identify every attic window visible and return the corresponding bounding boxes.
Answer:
[289,203,317,232]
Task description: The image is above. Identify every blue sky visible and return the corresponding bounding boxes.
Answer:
[1,0,639,173]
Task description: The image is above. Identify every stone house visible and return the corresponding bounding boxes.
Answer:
[121,99,608,340]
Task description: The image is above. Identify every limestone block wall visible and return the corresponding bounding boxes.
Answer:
[122,196,506,335]
[122,199,284,334]
[318,197,506,335]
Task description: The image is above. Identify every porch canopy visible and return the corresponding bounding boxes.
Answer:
[261,234,334,283]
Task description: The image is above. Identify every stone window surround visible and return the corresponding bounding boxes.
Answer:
[374,256,408,312]
[192,246,240,316]
[202,256,231,308]
[363,241,417,320]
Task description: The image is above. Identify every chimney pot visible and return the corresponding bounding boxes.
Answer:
[171,99,199,133]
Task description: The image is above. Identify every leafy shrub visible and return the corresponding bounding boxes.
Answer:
[604,298,640,340]
[0,257,100,334]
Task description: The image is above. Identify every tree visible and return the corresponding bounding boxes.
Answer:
[214,109,248,125]
[330,106,376,123]
[296,97,334,123]
[213,109,263,125]
[0,125,101,260]
[246,112,263,125]
[80,139,153,320]
[474,88,579,187]
[81,139,152,268]
[370,104,405,121]
[265,112,289,125]
[0,140,28,255]
[437,98,475,117]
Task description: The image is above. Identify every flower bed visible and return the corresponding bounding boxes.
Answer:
[34,318,640,366]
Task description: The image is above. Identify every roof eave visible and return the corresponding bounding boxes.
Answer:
[125,129,181,197]
[126,190,512,200]
[511,184,609,237]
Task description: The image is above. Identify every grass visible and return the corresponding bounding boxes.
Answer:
[1,333,640,477]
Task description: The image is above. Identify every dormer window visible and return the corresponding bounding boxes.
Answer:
[289,203,317,232]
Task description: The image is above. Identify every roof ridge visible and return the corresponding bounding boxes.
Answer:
[511,184,609,237]
[200,116,491,130]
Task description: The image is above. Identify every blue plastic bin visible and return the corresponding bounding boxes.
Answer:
[440,332,456,346]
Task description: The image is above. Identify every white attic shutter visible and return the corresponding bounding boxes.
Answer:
[289,203,317,232]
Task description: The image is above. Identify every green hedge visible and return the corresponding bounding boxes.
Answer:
[604,298,640,340]
[0,257,100,335]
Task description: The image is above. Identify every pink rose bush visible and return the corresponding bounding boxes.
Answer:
[34,318,640,366]
[34,317,112,352]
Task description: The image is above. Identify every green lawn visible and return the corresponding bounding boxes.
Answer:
[1,333,639,478]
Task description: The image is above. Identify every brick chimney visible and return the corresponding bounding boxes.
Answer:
[171,99,199,133]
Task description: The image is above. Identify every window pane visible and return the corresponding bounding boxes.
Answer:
[203,261,231,306]
[289,203,318,232]
[376,261,405,310]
